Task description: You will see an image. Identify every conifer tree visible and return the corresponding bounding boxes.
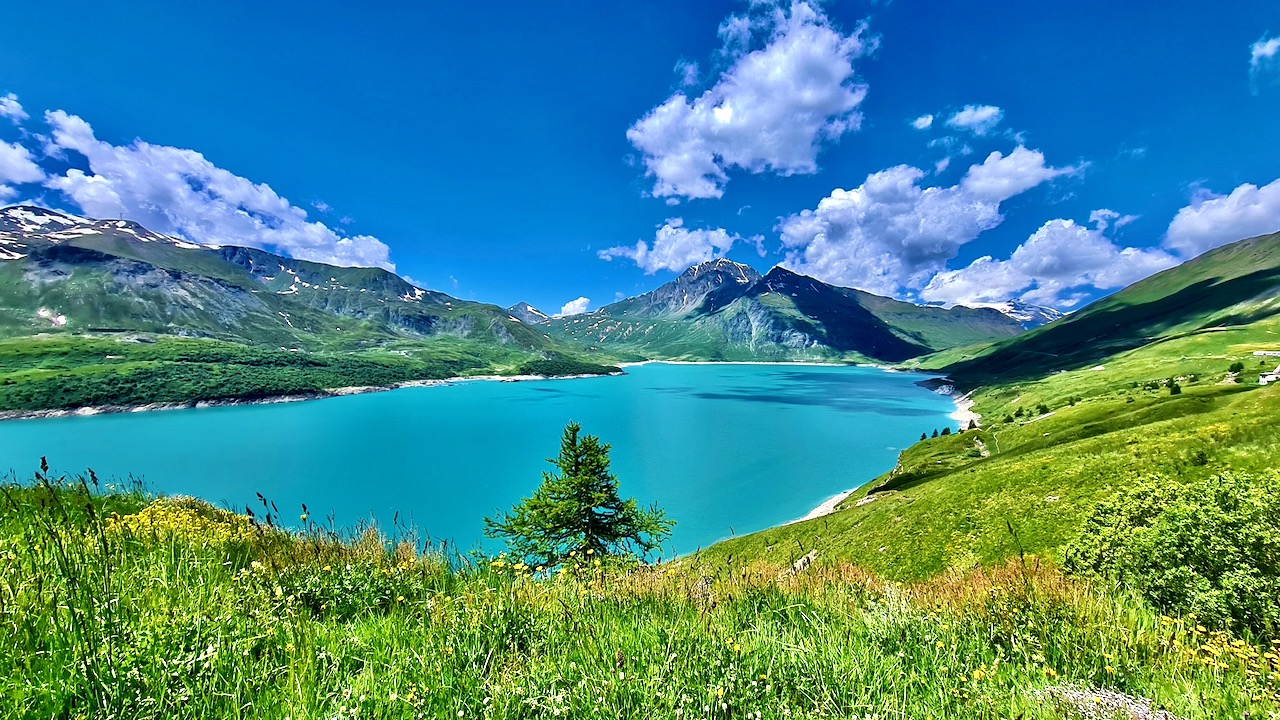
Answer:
[485,422,673,567]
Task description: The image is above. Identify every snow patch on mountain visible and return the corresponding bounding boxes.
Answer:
[960,300,1064,328]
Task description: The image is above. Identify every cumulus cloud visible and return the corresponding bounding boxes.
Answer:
[0,140,46,200]
[778,146,1078,295]
[627,1,872,200]
[0,93,28,124]
[1164,178,1280,257]
[922,215,1177,308]
[910,114,933,130]
[556,297,591,317]
[945,104,1004,136]
[598,218,762,274]
[40,110,393,269]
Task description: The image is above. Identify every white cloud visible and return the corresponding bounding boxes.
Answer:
[921,216,1177,308]
[556,297,591,317]
[0,140,46,200]
[41,110,394,269]
[1088,208,1138,232]
[933,157,951,175]
[0,93,28,124]
[1164,178,1280,257]
[1252,36,1280,92]
[960,146,1076,201]
[675,59,700,88]
[598,218,760,274]
[1251,36,1280,72]
[910,114,933,130]
[778,146,1078,295]
[945,104,1004,136]
[311,199,332,213]
[627,1,872,200]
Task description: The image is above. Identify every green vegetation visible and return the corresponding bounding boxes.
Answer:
[485,422,673,567]
[0,335,619,413]
[6,215,1280,715]
[516,354,621,377]
[706,230,1280,585]
[1063,472,1280,641]
[929,229,1280,385]
[3,472,1276,718]
[706,319,1280,581]
[0,217,627,412]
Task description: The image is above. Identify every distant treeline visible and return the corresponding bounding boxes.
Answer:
[0,337,619,412]
[517,356,620,377]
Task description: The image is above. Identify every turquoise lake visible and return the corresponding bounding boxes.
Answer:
[0,363,955,556]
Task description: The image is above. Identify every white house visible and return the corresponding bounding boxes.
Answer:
[1261,365,1280,385]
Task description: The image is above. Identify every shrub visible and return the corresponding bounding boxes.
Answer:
[1063,472,1280,640]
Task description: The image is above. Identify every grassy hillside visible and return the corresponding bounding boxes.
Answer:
[706,290,1280,581]
[2,477,1274,719]
[935,230,1280,384]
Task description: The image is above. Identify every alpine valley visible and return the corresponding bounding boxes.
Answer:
[5,204,1280,720]
[0,204,1052,413]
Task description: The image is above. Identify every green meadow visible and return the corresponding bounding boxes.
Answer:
[2,476,1276,719]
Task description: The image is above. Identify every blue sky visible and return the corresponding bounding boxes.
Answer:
[1,1,1279,315]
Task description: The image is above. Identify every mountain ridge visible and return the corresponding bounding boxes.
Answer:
[548,259,1027,363]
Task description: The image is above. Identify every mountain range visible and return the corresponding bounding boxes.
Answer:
[537,258,1036,362]
[0,205,550,352]
[0,205,1045,369]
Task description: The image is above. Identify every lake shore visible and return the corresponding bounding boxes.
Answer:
[793,383,977,523]
[1,359,944,423]
[618,359,849,368]
[950,390,981,429]
[788,488,857,524]
[0,371,622,422]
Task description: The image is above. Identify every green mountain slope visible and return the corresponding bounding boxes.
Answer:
[936,230,1280,384]
[704,229,1280,580]
[0,206,551,352]
[548,261,1026,363]
[0,205,613,412]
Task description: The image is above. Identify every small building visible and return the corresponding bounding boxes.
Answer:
[1261,364,1280,385]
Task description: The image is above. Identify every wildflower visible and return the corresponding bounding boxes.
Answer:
[1105,666,1115,675]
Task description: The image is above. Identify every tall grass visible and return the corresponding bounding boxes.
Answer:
[1,473,1275,718]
